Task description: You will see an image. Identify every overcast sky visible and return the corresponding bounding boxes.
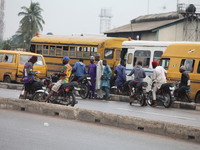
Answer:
[3,0,200,39]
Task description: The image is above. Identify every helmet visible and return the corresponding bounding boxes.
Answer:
[62,56,70,61]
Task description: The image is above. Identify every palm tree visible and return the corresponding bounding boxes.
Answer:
[17,1,45,49]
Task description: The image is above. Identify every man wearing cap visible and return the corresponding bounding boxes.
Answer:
[61,56,72,83]
[151,61,167,104]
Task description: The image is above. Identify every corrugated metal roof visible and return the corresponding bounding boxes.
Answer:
[105,12,184,34]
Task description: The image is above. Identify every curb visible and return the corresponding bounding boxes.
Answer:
[110,94,197,111]
[0,97,199,142]
[0,83,23,90]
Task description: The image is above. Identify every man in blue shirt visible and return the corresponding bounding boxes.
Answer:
[114,60,126,88]
[72,58,86,81]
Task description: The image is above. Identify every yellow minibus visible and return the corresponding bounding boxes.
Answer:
[160,43,200,103]
[0,50,47,83]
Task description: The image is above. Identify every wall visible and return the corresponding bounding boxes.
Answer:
[158,22,184,41]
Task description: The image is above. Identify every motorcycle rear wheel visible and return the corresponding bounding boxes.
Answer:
[65,93,76,107]
[139,94,146,106]
[32,92,47,101]
[181,94,190,102]
[163,93,172,108]
[147,91,155,106]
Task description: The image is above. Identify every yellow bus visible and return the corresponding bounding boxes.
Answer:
[30,35,127,74]
[160,43,200,103]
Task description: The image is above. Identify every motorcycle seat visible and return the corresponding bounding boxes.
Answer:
[61,82,78,88]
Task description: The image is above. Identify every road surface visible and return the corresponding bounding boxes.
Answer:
[0,109,199,150]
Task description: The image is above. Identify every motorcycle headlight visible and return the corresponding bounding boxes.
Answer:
[169,87,175,91]
[87,77,91,80]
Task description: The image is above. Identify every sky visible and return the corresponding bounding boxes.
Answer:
[3,0,200,39]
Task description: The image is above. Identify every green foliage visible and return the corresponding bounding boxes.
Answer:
[15,1,45,50]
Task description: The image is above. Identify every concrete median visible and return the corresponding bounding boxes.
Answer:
[0,97,199,143]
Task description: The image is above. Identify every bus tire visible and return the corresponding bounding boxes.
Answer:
[4,75,11,83]
[195,92,200,103]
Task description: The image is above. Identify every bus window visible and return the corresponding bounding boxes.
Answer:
[20,55,44,66]
[50,46,55,55]
[70,47,76,56]
[116,50,121,61]
[83,47,90,57]
[127,53,133,64]
[181,59,195,73]
[77,47,82,57]
[4,54,14,63]
[56,46,62,56]
[153,51,163,61]
[37,45,42,54]
[197,61,200,73]
[30,45,36,53]
[43,45,49,55]
[104,49,114,59]
[91,47,97,56]
[160,58,170,70]
[63,46,69,56]
[0,54,4,62]
[133,50,150,68]
[121,48,127,62]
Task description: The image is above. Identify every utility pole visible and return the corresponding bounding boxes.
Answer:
[0,0,5,41]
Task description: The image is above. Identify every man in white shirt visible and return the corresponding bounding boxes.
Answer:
[151,61,167,103]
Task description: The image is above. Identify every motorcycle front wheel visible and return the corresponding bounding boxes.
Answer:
[146,91,155,106]
[163,93,172,108]
[79,84,89,99]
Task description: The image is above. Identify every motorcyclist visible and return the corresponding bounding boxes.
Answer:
[61,56,72,83]
[151,61,167,105]
[42,73,67,102]
[174,66,191,101]
[72,58,86,81]
[22,56,38,99]
[127,61,146,94]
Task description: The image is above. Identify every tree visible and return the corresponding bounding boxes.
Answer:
[17,1,45,50]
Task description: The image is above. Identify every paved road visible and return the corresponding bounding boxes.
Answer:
[0,109,199,150]
[0,88,200,128]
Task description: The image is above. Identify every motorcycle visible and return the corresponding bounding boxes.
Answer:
[70,74,92,99]
[111,80,132,95]
[174,81,191,102]
[32,74,78,107]
[19,71,44,100]
[129,81,148,106]
[147,80,175,108]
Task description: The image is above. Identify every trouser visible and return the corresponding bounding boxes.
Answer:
[152,83,162,101]
[96,89,103,98]
[102,86,110,98]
